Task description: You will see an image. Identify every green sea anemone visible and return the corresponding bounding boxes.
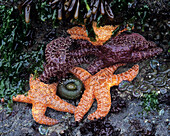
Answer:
[58,77,83,100]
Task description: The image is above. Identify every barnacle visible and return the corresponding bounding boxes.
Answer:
[110,89,127,113]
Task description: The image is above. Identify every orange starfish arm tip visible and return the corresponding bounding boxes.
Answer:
[67,21,119,46]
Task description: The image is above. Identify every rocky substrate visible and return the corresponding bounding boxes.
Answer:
[0,57,169,136]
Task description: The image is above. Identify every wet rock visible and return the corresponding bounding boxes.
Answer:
[150,59,159,70]
[110,90,127,113]
[153,76,166,87]
[38,125,49,135]
[118,80,131,91]
[160,88,167,94]
[139,84,153,93]
[80,118,120,136]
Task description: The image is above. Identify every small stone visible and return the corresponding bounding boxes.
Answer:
[152,119,156,124]
[160,88,167,94]
[132,89,142,97]
[153,76,166,87]
[159,109,164,116]
[137,26,142,30]
[144,23,149,28]
[144,119,148,123]
[166,21,170,27]
[39,125,49,135]
[118,80,131,91]
[153,18,157,22]
[155,34,161,40]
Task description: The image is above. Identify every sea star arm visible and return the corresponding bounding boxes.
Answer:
[12,95,32,104]
[107,63,126,74]
[70,56,90,66]
[130,48,163,62]
[111,64,139,86]
[32,103,58,125]
[67,26,87,36]
[74,89,95,122]
[48,82,58,95]
[39,64,58,82]
[29,74,40,89]
[48,95,76,114]
[69,67,92,83]
[87,59,105,74]
[70,35,90,41]
[88,88,111,120]
[69,47,100,57]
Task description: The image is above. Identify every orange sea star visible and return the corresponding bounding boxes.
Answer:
[70,64,139,121]
[5,74,76,125]
[67,21,120,46]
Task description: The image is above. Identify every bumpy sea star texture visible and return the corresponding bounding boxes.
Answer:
[67,21,119,46]
[39,36,99,82]
[9,74,75,125]
[70,63,139,121]
[40,33,162,82]
[86,33,163,74]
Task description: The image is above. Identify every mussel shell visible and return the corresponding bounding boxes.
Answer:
[150,59,160,70]
[139,84,153,93]
[159,88,167,94]
[152,75,166,87]
[165,78,170,90]
[132,89,142,97]
[118,80,131,91]
[157,63,169,73]
[144,72,157,82]
[127,85,135,92]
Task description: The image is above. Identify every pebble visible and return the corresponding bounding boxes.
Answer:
[150,59,159,70]
[153,76,166,87]
[158,109,164,116]
[118,80,131,91]
[39,125,49,135]
[160,88,167,94]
